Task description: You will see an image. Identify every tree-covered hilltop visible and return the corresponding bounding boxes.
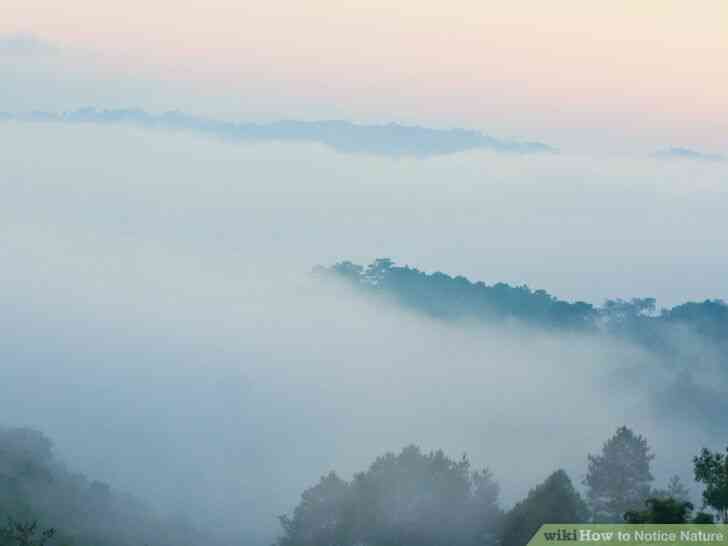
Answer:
[0,426,217,546]
[317,259,726,336]
[316,258,728,358]
[317,259,728,431]
[316,259,597,330]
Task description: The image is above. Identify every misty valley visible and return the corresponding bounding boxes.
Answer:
[2,259,728,546]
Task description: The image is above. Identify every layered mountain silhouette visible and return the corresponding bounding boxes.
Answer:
[653,146,725,162]
[0,107,557,157]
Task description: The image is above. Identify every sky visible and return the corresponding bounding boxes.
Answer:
[2,0,727,153]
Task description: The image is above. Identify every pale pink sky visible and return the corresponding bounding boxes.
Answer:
[2,0,727,151]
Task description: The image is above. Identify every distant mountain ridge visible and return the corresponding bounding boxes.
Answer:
[653,146,725,162]
[318,258,728,430]
[0,107,557,157]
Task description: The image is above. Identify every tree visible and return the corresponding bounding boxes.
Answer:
[0,519,55,546]
[693,447,728,522]
[500,470,588,546]
[584,426,654,522]
[467,469,503,546]
[276,471,352,546]
[363,258,395,286]
[276,445,502,546]
[666,475,690,502]
[352,446,500,546]
[624,497,693,523]
[330,261,364,283]
[651,475,690,503]
[602,298,657,323]
[693,512,716,524]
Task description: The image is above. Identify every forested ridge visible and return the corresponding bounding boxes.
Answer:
[317,259,728,427]
[317,259,727,344]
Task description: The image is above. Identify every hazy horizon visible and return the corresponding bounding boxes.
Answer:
[3,1,728,155]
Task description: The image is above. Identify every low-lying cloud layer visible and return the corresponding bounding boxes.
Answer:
[0,108,557,157]
[1,121,726,543]
[653,147,725,162]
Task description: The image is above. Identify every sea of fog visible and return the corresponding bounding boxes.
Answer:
[1,122,726,542]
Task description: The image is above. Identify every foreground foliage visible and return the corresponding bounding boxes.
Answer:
[277,445,501,546]
[0,426,215,546]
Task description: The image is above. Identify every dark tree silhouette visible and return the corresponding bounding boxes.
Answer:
[584,427,654,522]
[624,497,693,523]
[277,472,351,546]
[651,475,690,503]
[276,445,501,546]
[500,470,588,546]
[0,519,55,546]
[319,259,728,346]
[694,447,728,522]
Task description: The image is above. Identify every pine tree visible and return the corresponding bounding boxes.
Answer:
[501,470,588,546]
[584,426,654,522]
